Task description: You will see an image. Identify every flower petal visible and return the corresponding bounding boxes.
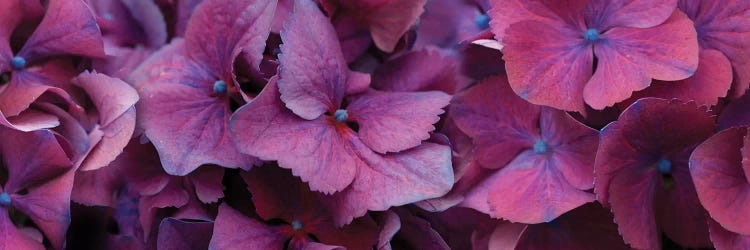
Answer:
[503,20,593,112]
[584,0,677,29]
[277,0,347,120]
[17,0,104,61]
[230,78,356,194]
[584,11,699,109]
[156,218,213,250]
[209,204,287,250]
[347,90,450,154]
[708,219,750,250]
[486,151,595,223]
[690,127,750,235]
[451,76,538,169]
[185,0,276,75]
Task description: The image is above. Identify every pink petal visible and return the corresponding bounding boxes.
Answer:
[17,0,104,61]
[584,0,677,29]
[679,0,750,98]
[73,71,139,127]
[719,90,750,130]
[0,212,44,250]
[185,0,276,74]
[209,204,287,250]
[190,166,225,204]
[138,181,190,239]
[538,108,598,190]
[498,202,630,250]
[0,109,60,132]
[118,141,170,196]
[230,78,357,194]
[488,0,587,46]
[584,11,699,109]
[503,19,593,112]
[1,129,72,193]
[11,164,76,249]
[79,108,136,171]
[690,127,750,235]
[321,142,453,226]
[709,219,750,250]
[487,151,595,223]
[128,39,188,90]
[629,49,733,107]
[71,160,123,207]
[451,76,539,169]
[347,90,450,154]
[366,0,427,52]
[156,218,213,250]
[607,165,660,250]
[414,0,482,49]
[278,0,347,120]
[139,73,257,175]
[372,48,463,94]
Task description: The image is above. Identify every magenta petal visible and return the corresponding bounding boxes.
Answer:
[656,163,711,248]
[241,165,312,222]
[1,129,72,193]
[0,212,44,250]
[73,71,139,127]
[209,204,286,250]
[156,218,213,250]
[488,0,587,46]
[185,0,276,74]
[690,127,750,235]
[584,11,699,109]
[322,142,453,226]
[0,109,60,132]
[709,219,750,250]
[11,166,76,249]
[719,91,750,130]
[347,90,450,154]
[277,0,347,120]
[451,76,539,169]
[190,166,225,204]
[71,162,122,207]
[606,165,660,249]
[17,0,104,61]
[128,39,188,90]
[231,78,357,194]
[496,203,630,250]
[366,0,427,52]
[679,0,750,98]
[372,48,464,94]
[139,78,256,175]
[631,49,733,107]
[79,108,136,171]
[584,0,677,29]
[486,151,595,223]
[503,20,593,112]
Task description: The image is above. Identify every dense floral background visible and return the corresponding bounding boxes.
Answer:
[1,0,749,249]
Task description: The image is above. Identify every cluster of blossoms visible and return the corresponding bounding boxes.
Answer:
[2,0,750,249]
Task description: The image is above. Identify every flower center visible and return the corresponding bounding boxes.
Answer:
[584,28,599,42]
[291,220,303,231]
[0,192,10,207]
[533,139,548,154]
[213,80,227,95]
[657,158,671,174]
[475,14,490,29]
[11,56,26,70]
[334,109,348,122]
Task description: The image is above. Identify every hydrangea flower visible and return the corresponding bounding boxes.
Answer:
[230,0,453,225]
[595,98,714,249]
[131,0,275,175]
[449,75,598,223]
[490,0,699,112]
[0,0,104,128]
